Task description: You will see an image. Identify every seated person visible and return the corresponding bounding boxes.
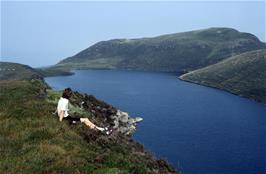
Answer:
[57,88,112,135]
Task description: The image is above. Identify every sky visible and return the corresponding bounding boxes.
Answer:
[1,1,265,67]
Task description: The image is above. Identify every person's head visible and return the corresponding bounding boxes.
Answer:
[62,88,72,99]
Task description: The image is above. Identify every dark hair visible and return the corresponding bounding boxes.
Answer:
[62,88,72,99]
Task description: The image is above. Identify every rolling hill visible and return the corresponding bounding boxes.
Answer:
[56,27,266,72]
[0,62,43,81]
[180,49,266,104]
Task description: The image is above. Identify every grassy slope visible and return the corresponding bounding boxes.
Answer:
[0,61,73,78]
[0,80,177,174]
[180,49,266,104]
[0,62,43,80]
[37,66,74,77]
[56,27,266,72]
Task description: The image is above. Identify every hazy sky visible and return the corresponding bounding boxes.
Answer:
[1,1,265,67]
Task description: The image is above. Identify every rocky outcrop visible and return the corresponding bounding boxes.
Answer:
[61,90,177,173]
[70,91,143,136]
[111,110,143,135]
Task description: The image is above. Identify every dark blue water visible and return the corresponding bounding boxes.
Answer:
[45,70,266,174]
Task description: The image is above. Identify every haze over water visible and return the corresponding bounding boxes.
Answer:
[45,70,266,174]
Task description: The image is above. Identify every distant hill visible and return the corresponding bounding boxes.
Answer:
[0,62,43,81]
[37,66,74,77]
[180,49,266,104]
[56,27,266,72]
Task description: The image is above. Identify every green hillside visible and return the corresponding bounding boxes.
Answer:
[37,66,74,77]
[0,62,178,173]
[180,49,266,104]
[0,62,43,80]
[55,27,265,72]
[0,62,73,78]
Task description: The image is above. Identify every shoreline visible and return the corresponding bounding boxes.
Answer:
[0,79,179,174]
[178,76,266,107]
[44,67,266,107]
[44,78,178,172]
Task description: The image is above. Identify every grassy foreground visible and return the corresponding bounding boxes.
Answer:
[0,80,177,174]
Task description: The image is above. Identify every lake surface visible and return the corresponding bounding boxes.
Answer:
[45,70,266,174]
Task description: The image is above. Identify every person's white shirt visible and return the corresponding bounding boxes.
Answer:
[57,97,69,117]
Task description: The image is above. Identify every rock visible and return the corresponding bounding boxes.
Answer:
[120,114,129,123]
[111,110,143,136]
[134,117,143,123]
[128,118,135,124]
[109,114,117,120]
[80,101,85,108]
[121,111,129,117]
[70,91,143,136]
[127,117,143,124]
[113,119,119,129]
[116,110,123,118]
[118,127,128,134]
[127,125,136,134]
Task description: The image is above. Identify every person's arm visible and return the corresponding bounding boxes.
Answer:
[58,110,65,122]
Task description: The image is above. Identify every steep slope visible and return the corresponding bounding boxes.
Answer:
[180,49,266,104]
[0,62,43,80]
[56,27,266,72]
[0,68,178,173]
